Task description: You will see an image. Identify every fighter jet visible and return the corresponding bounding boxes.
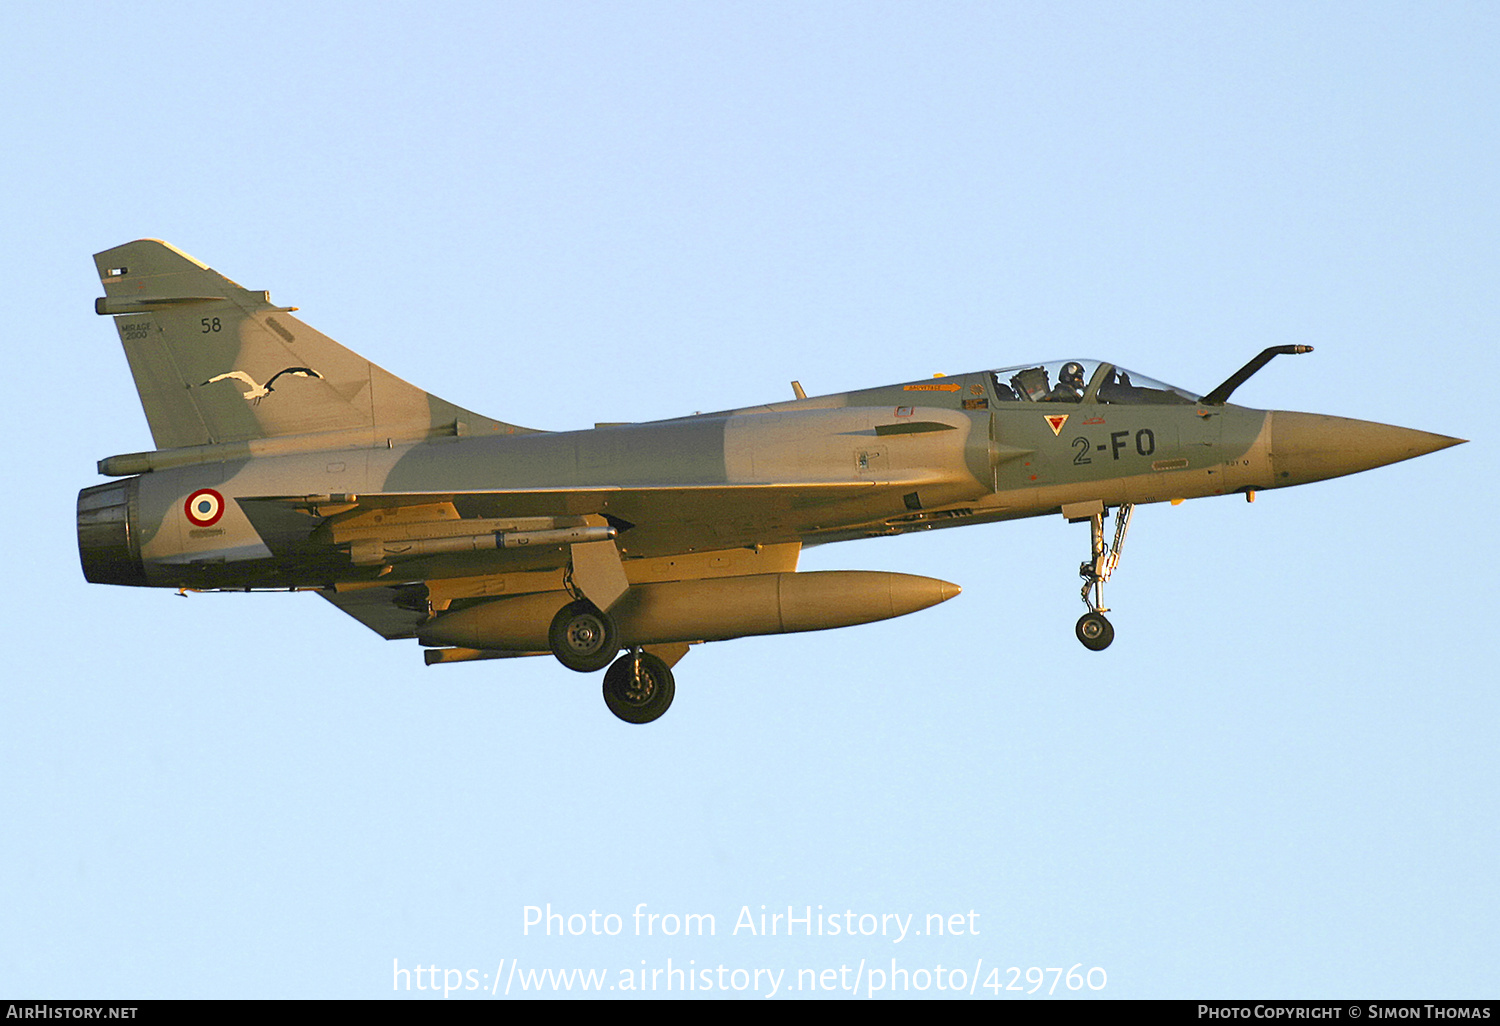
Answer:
[78,240,1464,723]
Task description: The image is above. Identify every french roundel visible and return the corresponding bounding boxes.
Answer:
[184,489,225,527]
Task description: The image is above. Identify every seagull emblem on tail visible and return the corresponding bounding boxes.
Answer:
[201,367,324,404]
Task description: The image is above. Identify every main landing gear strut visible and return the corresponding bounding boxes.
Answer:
[547,600,678,724]
[1073,502,1133,652]
[543,538,676,723]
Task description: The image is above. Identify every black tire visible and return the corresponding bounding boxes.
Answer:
[1075,612,1115,651]
[548,600,619,672]
[602,651,676,724]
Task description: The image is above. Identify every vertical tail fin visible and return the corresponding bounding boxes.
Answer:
[93,239,531,451]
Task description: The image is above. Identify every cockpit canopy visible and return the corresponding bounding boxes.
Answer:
[990,359,1199,405]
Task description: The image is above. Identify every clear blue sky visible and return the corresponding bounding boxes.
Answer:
[2,0,1494,999]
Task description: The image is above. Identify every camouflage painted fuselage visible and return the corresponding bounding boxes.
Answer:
[77,240,1461,671]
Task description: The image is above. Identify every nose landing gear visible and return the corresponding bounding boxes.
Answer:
[1072,502,1133,651]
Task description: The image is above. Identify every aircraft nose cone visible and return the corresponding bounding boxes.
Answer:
[1270,411,1465,486]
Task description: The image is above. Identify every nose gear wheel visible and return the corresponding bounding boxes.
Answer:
[1076,611,1115,651]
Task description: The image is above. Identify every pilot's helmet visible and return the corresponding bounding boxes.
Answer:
[1061,362,1085,389]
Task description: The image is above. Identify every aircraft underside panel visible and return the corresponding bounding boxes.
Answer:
[319,584,431,640]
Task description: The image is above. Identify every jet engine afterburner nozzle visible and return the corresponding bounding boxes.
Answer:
[78,479,147,586]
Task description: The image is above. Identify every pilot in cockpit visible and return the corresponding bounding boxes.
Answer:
[1042,361,1086,402]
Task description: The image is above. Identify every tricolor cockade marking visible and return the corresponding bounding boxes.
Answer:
[184,489,225,527]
